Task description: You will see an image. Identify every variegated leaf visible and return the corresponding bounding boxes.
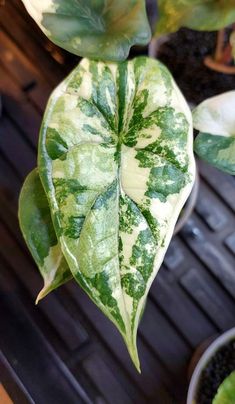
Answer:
[155,0,235,36]
[21,0,151,61]
[38,56,195,371]
[193,91,235,175]
[19,168,72,302]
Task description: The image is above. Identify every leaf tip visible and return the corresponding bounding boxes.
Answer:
[35,285,50,304]
[125,334,141,373]
[35,293,42,305]
[131,348,141,373]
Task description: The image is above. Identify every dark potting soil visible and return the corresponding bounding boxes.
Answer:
[196,339,235,404]
[157,28,235,105]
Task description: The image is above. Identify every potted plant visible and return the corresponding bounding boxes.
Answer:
[16,0,235,372]
[152,0,235,74]
[187,328,235,403]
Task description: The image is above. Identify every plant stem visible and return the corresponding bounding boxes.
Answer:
[215,29,225,62]
[204,27,235,74]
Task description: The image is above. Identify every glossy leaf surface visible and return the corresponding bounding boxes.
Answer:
[21,0,151,61]
[193,91,235,175]
[37,56,195,370]
[19,169,72,302]
[155,0,235,36]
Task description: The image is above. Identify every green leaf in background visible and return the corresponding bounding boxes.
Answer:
[37,56,195,370]
[21,0,151,61]
[193,91,235,175]
[155,0,235,36]
[213,370,235,404]
[19,169,72,303]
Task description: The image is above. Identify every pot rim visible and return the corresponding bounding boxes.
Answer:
[187,327,235,404]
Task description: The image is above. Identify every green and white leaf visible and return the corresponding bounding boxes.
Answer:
[21,0,151,61]
[37,56,195,371]
[19,168,72,303]
[193,91,235,175]
[155,0,235,36]
[213,370,235,404]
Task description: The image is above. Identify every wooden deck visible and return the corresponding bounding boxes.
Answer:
[1,2,235,403]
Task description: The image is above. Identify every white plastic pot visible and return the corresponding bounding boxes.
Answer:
[187,328,235,404]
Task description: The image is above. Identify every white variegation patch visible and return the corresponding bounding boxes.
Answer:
[121,147,150,203]
[193,91,235,137]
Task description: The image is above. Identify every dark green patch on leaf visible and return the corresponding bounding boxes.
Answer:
[119,196,142,233]
[53,178,88,204]
[64,216,85,239]
[194,132,235,175]
[19,169,72,300]
[46,127,68,160]
[19,169,57,266]
[130,229,156,282]
[121,272,145,299]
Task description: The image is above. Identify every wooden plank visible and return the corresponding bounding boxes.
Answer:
[0,221,89,352]
[0,65,41,148]
[65,282,173,401]
[139,300,191,375]
[0,1,65,86]
[0,28,37,85]
[0,352,32,404]
[199,160,235,213]
[0,192,31,254]
[150,272,217,347]
[0,115,36,180]
[0,154,22,199]
[224,232,235,256]
[181,268,235,331]
[10,0,75,72]
[139,300,191,400]
[162,227,235,331]
[181,215,235,300]
[0,292,91,404]
[163,237,185,275]
[196,181,229,232]
[83,354,133,404]
[0,29,51,110]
